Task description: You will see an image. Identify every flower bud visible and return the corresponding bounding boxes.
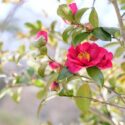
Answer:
[49,61,61,70]
[36,30,48,42]
[50,81,60,91]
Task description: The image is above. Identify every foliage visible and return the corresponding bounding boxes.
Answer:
[0,0,125,125]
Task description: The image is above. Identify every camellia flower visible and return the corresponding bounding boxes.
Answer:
[36,30,48,42]
[68,3,78,15]
[66,42,113,73]
[50,81,60,91]
[49,61,61,70]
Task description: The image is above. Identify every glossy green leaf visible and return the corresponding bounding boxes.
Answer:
[89,8,99,28]
[115,46,125,57]
[75,83,91,112]
[92,27,111,41]
[62,26,74,42]
[57,67,73,80]
[72,32,90,46]
[75,8,88,23]
[57,4,73,22]
[102,27,120,36]
[87,66,104,87]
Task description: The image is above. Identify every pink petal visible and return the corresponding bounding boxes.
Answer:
[36,30,48,42]
[68,3,78,15]
[49,61,61,70]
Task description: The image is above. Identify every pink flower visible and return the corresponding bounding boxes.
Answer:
[68,3,78,15]
[49,61,61,70]
[50,81,60,91]
[66,42,113,73]
[36,30,48,42]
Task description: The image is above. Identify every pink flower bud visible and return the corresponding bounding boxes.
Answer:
[49,61,61,70]
[36,30,48,42]
[68,3,78,15]
[50,81,60,91]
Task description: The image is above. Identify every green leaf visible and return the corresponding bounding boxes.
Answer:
[121,62,125,71]
[34,37,46,48]
[87,66,104,87]
[36,20,42,29]
[92,27,111,41]
[18,45,25,55]
[58,88,73,97]
[39,46,47,55]
[36,89,45,99]
[38,63,47,77]
[50,21,57,31]
[25,22,36,29]
[103,42,119,48]
[0,42,3,51]
[27,67,35,76]
[89,8,99,28]
[62,26,74,42]
[115,46,125,57]
[57,4,73,22]
[57,67,73,80]
[75,8,88,23]
[34,79,45,88]
[75,83,91,112]
[72,32,90,46]
[102,27,120,36]
[11,88,22,103]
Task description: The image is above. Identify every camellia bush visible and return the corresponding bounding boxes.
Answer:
[0,0,125,125]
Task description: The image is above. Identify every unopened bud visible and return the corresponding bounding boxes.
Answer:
[50,81,60,91]
[84,23,94,32]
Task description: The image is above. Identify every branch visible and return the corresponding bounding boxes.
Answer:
[90,107,116,125]
[62,95,125,109]
[110,0,125,45]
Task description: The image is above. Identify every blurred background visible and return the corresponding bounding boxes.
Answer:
[0,0,123,125]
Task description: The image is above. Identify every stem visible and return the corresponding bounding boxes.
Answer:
[92,0,96,7]
[111,0,125,45]
[90,107,116,125]
[63,95,125,109]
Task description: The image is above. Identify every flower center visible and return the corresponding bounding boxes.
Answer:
[78,52,90,61]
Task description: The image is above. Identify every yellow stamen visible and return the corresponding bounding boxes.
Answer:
[78,52,90,61]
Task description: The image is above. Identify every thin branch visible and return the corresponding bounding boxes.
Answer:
[92,0,96,7]
[62,95,125,109]
[90,107,116,125]
[111,0,125,45]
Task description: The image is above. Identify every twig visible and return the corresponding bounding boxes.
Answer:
[92,0,96,7]
[111,0,125,45]
[91,107,116,125]
[62,95,125,109]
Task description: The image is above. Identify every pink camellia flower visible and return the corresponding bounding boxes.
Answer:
[68,3,78,15]
[50,81,60,91]
[66,42,113,73]
[36,30,48,42]
[49,61,61,70]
